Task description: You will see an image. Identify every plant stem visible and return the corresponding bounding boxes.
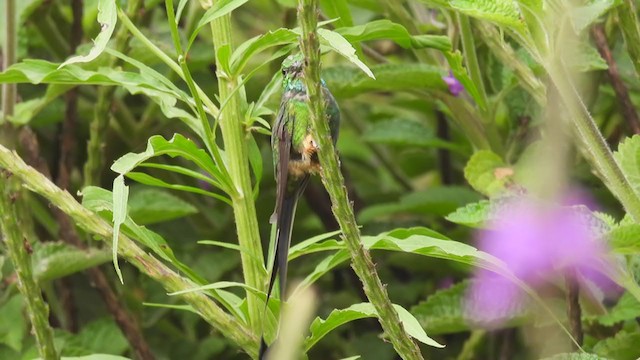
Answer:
[208,7,265,334]
[617,0,640,77]
[1,1,58,359]
[547,63,640,221]
[0,144,260,357]
[298,1,424,359]
[0,183,59,360]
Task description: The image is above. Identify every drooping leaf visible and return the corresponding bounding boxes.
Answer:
[111,175,129,284]
[464,150,512,197]
[304,303,443,352]
[32,242,111,282]
[59,0,117,67]
[317,28,375,78]
[127,188,198,225]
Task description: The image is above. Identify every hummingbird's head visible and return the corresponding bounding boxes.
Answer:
[281,53,304,80]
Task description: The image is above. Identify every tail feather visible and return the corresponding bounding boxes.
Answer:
[260,176,309,360]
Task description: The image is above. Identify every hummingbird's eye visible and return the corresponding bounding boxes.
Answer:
[281,69,286,76]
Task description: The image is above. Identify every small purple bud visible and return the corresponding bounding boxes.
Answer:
[442,71,464,97]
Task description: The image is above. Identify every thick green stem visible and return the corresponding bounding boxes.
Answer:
[1,1,58,358]
[298,1,424,359]
[208,7,265,333]
[618,0,640,77]
[0,145,259,357]
[83,0,143,187]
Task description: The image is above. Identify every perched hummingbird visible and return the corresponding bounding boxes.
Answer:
[260,53,340,357]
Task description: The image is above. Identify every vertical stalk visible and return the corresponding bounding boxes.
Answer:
[208,6,265,333]
[297,1,424,359]
[1,1,58,359]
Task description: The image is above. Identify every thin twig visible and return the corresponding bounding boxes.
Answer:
[591,24,640,134]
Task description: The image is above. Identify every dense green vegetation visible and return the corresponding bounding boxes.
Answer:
[2,0,640,359]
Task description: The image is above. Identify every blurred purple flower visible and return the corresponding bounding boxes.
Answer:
[465,197,612,328]
[442,71,464,97]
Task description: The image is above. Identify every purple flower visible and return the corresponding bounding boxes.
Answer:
[465,197,612,328]
[442,71,464,97]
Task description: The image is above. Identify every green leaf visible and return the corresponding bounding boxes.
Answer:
[188,0,249,51]
[570,0,617,33]
[0,59,201,136]
[323,64,446,98]
[335,20,452,51]
[593,330,640,360]
[320,0,354,28]
[59,0,117,67]
[411,281,470,335]
[598,292,640,326]
[564,40,608,72]
[37,356,131,360]
[362,119,452,149]
[614,135,640,197]
[317,28,374,78]
[61,318,128,356]
[464,150,511,197]
[12,84,73,125]
[32,242,111,282]
[607,225,640,254]
[0,295,25,352]
[445,200,491,228]
[423,0,525,31]
[231,28,298,74]
[111,175,128,284]
[128,188,198,225]
[304,303,443,352]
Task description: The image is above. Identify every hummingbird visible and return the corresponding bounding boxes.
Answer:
[260,53,340,357]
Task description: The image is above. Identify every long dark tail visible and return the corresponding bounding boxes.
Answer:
[259,177,309,359]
